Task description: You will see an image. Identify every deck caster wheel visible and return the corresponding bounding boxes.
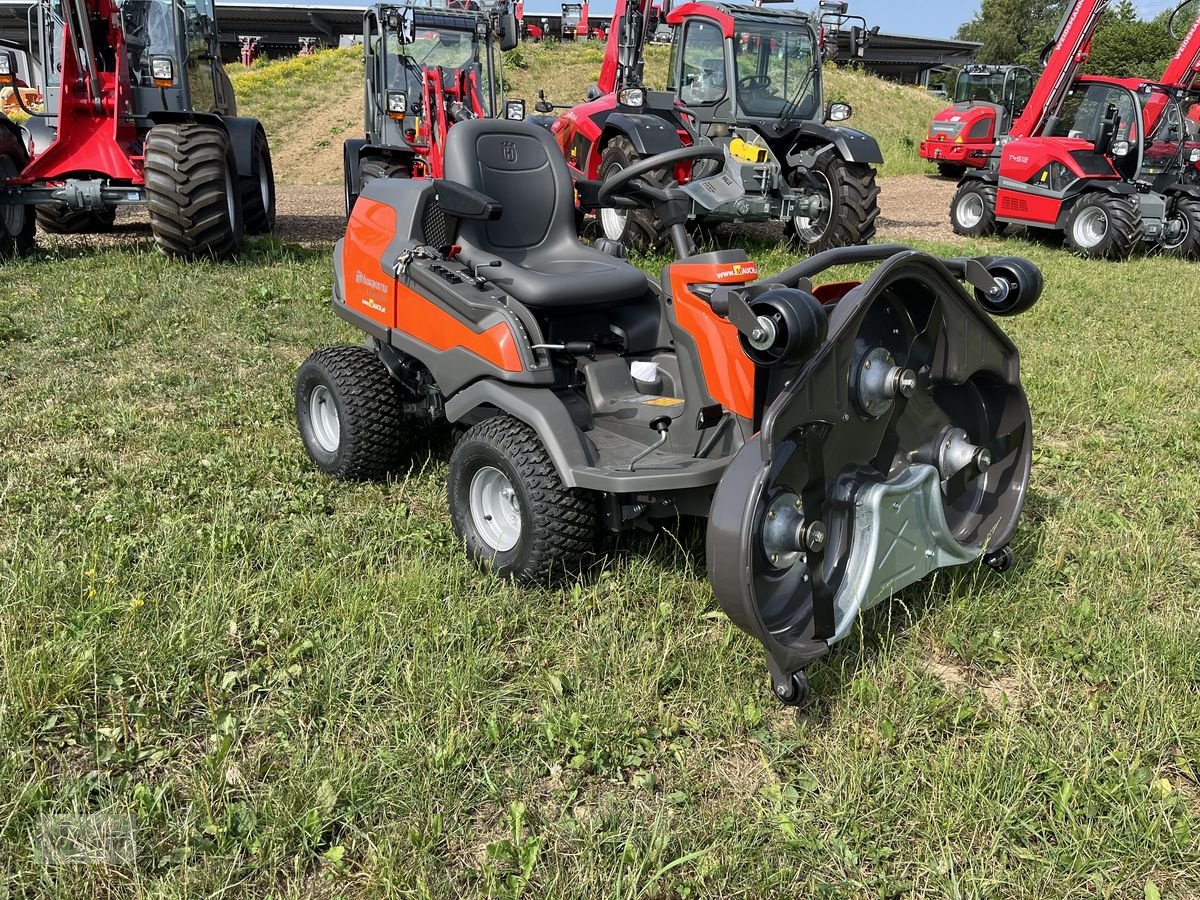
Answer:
[983,546,1015,574]
[772,670,811,707]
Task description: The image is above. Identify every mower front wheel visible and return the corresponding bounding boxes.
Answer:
[294,345,410,480]
[950,181,1004,238]
[1064,193,1142,260]
[0,128,35,260]
[144,123,244,260]
[449,415,595,585]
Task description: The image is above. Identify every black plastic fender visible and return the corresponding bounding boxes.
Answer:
[784,122,884,167]
[343,138,370,203]
[1167,182,1200,200]
[221,116,268,178]
[603,112,687,158]
[443,382,599,488]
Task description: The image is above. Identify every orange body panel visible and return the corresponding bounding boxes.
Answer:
[668,261,760,420]
[343,198,522,373]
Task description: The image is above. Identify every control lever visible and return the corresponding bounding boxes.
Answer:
[530,341,597,357]
[628,416,671,471]
[473,259,502,286]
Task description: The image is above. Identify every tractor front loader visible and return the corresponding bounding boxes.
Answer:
[548,0,883,254]
[0,0,275,261]
[342,1,521,216]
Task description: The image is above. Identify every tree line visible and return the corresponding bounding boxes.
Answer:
[956,0,1198,77]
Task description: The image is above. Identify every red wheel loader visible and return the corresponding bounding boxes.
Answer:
[0,0,275,261]
[919,65,1036,177]
[342,2,521,216]
[544,0,883,254]
[949,0,1200,259]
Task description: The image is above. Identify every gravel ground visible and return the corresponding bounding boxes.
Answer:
[40,175,963,252]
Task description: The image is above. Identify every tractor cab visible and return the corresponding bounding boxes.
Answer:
[346,2,519,211]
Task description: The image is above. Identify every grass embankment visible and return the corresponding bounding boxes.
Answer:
[232,43,945,183]
[1,223,1199,895]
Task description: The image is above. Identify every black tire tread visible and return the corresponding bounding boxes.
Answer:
[451,415,594,585]
[0,126,36,259]
[240,126,276,236]
[950,181,1004,238]
[598,134,666,251]
[296,345,408,480]
[1065,193,1143,261]
[144,122,242,260]
[1164,196,1200,260]
[786,154,881,252]
[35,205,116,235]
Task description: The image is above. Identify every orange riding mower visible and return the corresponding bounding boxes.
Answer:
[296,119,1042,703]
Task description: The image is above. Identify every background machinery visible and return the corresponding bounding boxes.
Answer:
[0,0,275,260]
[547,0,883,253]
[950,0,1200,259]
[561,2,586,40]
[342,1,520,216]
[920,64,1036,177]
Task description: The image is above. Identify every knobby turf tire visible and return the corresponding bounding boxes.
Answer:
[1064,193,1143,261]
[35,205,117,235]
[597,134,667,252]
[1164,196,1200,260]
[786,153,880,253]
[449,415,595,586]
[294,345,409,481]
[240,126,276,235]
[144,123,243,260]
[0,125,36,259]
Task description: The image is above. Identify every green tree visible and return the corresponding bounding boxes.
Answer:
[956,0,1065,66]
[1085,20,1177,78]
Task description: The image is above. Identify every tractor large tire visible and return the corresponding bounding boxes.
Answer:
[239,125,276,236]
[1063,192,1143,261]
[294,345,410,481]
[35,205,117,235]
[785,153,880,253]
[0,125,36,260]
[1164,196,1200,260]
[144,123,243,260]
[597,135,665,251]
[950,181,1005,238]
[449,414,595,585]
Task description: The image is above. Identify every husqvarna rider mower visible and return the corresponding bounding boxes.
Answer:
[295,119,1041,703]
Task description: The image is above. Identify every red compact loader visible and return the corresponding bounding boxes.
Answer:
[0,0,275,261]
[919,65,1036,177]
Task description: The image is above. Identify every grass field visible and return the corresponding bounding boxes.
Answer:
[227,43,946,182]
[2,221,1199,897]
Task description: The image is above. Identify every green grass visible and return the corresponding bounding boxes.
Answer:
[2,225,1199,897]
[233,44,945,182]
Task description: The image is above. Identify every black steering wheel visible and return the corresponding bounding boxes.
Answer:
[597,143,727,208]
[739,74,771,91]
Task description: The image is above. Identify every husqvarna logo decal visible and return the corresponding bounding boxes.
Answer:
[502,141,518,163]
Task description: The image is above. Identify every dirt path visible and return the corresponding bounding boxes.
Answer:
[44,175,965,252]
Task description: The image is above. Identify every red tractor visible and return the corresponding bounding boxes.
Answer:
[920,65,1036,177]
[0,0,275,261]
[950,0,1200,259]
[545,0,882,253]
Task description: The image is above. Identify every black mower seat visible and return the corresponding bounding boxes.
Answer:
[442,119,648,310]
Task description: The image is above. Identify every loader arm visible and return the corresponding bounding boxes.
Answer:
[1007,0,1111,140]
[596,0,659,95]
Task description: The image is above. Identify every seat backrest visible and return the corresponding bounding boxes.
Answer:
[442,118,575,259]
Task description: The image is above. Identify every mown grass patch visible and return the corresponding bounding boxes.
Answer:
[2,225,1198,896]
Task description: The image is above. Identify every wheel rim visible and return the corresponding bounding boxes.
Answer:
[1072,206,1108,248]
[1164,209,1191,250]
[956,191,985,229]
[469,465,522,552]
[0,156,23,239]
[600,162,627,240]
[308,385,341,453]
[792,170,833,244]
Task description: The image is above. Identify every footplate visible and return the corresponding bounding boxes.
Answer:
[706,249,1033,698]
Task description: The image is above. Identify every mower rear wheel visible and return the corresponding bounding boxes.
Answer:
[0,129,35,260]
[598,135,665,251]
[1164,196,1200,260]
[950,181,1004,238]
[144,123,243,260]
[1064,193,1142,260]
[35,205,117,235]
[449,415,595,585]
[785,153,880,252]
[239,126,276,235]
[294,345,410,480]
